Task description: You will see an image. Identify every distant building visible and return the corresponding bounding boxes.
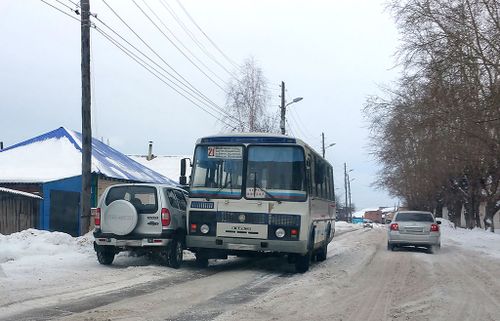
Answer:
[0,127,175,236]
[364,209,383,223]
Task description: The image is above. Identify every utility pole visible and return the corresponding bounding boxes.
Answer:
[348,176,352,222]
[80,0,92,235]
[280,81,286,135]
[322,132,325,158]
[344,163,348,221]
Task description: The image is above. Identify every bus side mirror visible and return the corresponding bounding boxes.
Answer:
[179,158,191,186]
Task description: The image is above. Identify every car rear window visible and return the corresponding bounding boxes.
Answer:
[105,185,158,214]
[395,212,434,222]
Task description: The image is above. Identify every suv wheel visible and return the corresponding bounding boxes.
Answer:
[168,238,183,269]
[96,246,115,265]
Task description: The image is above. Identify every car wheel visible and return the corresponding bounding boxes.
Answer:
[427,246,434,254]
[195,252,209,268]
[167,238,183,269]
[96,246,115,265]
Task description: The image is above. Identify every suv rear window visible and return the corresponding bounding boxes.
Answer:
[105,185,158,214]
[395,212,434,222]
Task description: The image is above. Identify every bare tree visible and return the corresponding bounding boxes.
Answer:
[224,57,278,133]
[365,0,500,230]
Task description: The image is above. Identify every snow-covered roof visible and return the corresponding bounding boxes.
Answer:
[0,187,42,199]
[0,127,176,185]
[128,155,191,183]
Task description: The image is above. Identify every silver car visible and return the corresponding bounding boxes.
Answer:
[93,184,187,268]
[387,211,441,253]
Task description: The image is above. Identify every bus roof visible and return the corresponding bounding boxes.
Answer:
[197,133,298,144]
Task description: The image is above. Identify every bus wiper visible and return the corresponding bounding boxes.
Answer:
[205,180,232,201]
[252,172,281,204]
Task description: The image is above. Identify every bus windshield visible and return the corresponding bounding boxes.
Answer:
[246,146,306,201]
[190,145,244,199]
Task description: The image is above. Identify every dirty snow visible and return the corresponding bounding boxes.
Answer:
[1,222,500,320]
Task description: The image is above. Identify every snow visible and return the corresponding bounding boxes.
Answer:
[0,127,175,184]
[0,137,82,183]
[438,218,500,259]
[128,155,192,182]
[0,187,42,199]
[1,221,500,317]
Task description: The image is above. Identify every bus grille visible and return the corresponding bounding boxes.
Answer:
[269,214,301,227]
[216,211,268,224]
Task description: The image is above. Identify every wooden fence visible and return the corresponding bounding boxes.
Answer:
[0,193,40,235]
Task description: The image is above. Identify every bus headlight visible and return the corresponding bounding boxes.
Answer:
[275,228,285,238]
[200,224,210,234]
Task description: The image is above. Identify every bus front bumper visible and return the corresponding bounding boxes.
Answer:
[186,235,308,254]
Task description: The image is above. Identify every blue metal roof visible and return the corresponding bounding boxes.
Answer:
[1,127,177,185]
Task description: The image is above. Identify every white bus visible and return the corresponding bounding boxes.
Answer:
[182,133,336,273]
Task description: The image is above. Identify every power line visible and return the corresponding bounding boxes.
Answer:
[132,0,227,92]
[94,26,236,129]
[92,16,238,124]
[39,0,80,22]
[98,0,237,123]
[39,0,237,128]
[139,0,229,87]
[94,26,234,125]
[159,0,238,78]
[174,0,240,70]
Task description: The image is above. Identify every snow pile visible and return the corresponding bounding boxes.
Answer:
[439,218,500,259]
[0,229,94,264]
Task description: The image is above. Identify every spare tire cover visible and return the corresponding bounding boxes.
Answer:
[103,200,138,236]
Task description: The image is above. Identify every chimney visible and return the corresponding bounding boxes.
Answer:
[147,141,153,160]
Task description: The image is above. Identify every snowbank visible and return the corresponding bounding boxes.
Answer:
[0,229,93,264]
[438,218,500,259]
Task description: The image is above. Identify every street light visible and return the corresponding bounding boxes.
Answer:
[285,97,303,107]
[280,92,303,134]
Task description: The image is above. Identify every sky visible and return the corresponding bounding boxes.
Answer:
[0,0,401,209]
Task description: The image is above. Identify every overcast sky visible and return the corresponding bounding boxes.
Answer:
[0,0,401,209]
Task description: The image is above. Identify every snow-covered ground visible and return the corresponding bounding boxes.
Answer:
[438,218,500,259]
[1,222,500,320]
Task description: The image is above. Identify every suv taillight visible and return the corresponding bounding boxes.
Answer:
[161,208,171,228]
[390,223,399,231]
[430,224,439,232]
[95,208,101,228]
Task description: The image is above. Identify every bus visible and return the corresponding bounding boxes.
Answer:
[181,133,336,273]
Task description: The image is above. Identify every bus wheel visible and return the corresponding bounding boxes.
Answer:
[195,252,209,268]
[316,242,328,262]
[316,224,330,262]
[295,252,311,273]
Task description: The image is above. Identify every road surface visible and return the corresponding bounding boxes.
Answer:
[2,227,500,321]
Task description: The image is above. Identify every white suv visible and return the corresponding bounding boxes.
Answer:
[93,184,187,268]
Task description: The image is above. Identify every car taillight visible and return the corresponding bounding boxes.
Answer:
[430,224,439,232]
[161,208,171,228]
[390,223,399,231]
[94,208,101,227]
